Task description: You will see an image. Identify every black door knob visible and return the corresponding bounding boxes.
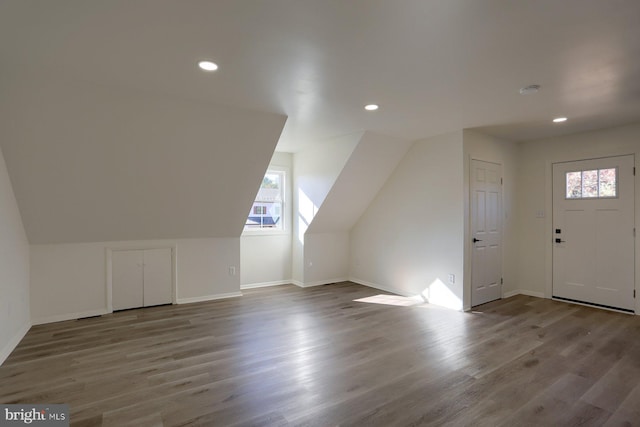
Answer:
[473,238,482,243]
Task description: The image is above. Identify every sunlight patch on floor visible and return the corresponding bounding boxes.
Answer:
[354,294,423,307]
[419,278,463,310]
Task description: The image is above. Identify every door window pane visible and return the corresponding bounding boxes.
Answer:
[582,170,598,198]
[565,168,617,199]
[566,171,582,198]
[598,168,617,197]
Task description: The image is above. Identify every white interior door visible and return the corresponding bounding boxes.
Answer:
[471,159,503,307]
[143,248,173,307]
[112,250,144,310]
[553,155,635,311]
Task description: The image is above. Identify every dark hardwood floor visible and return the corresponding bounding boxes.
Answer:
[2,282,640,426]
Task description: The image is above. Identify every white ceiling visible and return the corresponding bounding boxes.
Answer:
[1,0,640,152]
[0,74,286,243]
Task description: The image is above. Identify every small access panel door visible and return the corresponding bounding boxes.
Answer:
[112,248,172,311]
[112,250,144,311]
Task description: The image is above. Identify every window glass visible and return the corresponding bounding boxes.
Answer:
[566,171,582,198]
[245,170,285,230]
[598,168,616,197]
[565,168,617,199]
[582,170,598,198]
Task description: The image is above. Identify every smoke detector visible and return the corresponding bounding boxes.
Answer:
[519,84,541,95]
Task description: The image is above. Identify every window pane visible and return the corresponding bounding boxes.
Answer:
[566,171,582,198]
[582,170,598,198]
[246,170,285,230]
[598,168,616,197]
[262,173,280,190]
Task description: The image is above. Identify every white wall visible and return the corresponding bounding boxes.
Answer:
[307,132,413,233]
[30,237,240,325]
[302,132,413,286]
[241,152,293,288]
[303,232,350,286]
[0,145,30,366]
[349,131,465,309]
[241,234,292,287]
[292,133,362,283]
[292,131,413,287]
[517,122,640,312]
[463,130,519,308]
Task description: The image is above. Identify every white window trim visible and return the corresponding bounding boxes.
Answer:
[243,166,289,236]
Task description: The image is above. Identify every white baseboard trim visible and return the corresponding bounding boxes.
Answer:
[520,290,545,298]
[32,308,109,326]
[502,289,545,299]
[241,280,291,290]
[294,278,349,288]
[0,321,31,366]
[502,290,521,298]
[177,292,243,304]
[348,277,413,298]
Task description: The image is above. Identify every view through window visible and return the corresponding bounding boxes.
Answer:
[566,168,617,199]
[245,170,284,230]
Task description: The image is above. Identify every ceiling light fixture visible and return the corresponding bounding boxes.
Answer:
[364,104,379,111]
[553,117,568,123]
[519,84,541,95]
[198,60,219,71]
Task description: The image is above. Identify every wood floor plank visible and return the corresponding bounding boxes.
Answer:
[2,282,640,426]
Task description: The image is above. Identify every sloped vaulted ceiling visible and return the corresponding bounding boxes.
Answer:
[306,132,413,234]
[0,73,287,243]
[2,0,640,243]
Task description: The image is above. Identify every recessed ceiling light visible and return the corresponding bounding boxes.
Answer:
[364,104,379,111]
[198,60,218,71]
[519,84,541,95]
[553,117,568,123]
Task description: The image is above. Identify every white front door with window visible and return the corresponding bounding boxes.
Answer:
[471,159,503,307]
[552,155,635,311]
